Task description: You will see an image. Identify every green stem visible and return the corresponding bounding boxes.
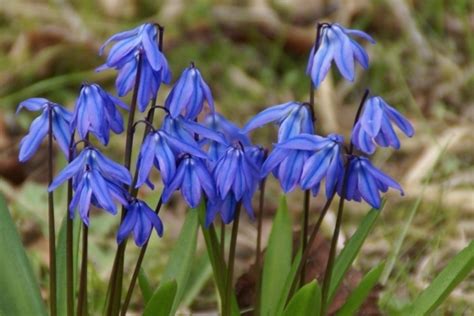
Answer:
[76,224,88,316]
[66,133,75,316]
[224,204,241,316]
[120,195,163,316]
[47,105,57,316]
[320,89,369,314]
[300,190,311,285]
[220,221,226,261]
[254,176,267,316]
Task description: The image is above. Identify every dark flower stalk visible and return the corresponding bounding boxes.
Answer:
[47,104,57,316]
[120,195,164,316]
[300,22,324,286]
[66,133,75,316]
[320,89,370,315]
[224,203,241,316]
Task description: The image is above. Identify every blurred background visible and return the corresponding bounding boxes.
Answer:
[0,0,473,314]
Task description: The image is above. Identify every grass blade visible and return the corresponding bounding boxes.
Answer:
[138,268,153,303]
[282,280,321,316]
[407,241,474,315]
[0,194,47,315]
[143,279,177,316]
[336,262,385,316]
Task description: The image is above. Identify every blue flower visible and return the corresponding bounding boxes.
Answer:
[135,130,208,188]
[99,23,167,73]
[162,155,216,208]
[98,23,171,112]
[351,96,414,154]
[162,114,226,145]
[48,147,131,224]
[165,64,214,119]
[341,156,403,209]
[206,143,259,225]
[71,83,128,145]
[17,98,72,162]
[261,147,310,193]
[202,113,250,162]
[117,199,164,247]
[241,101,313,142]
[306,23,375,88]
[276,133,345,197]
[246,145,267,169]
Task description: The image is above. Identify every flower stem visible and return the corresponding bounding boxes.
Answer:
[254,175,267,316]
[220,221,226,260]
[223,204,241,316]
[66,133,75,316]
[47,106,57,316]
[120,195,163,316]
[287,195,334,305]
[320,89,369,314]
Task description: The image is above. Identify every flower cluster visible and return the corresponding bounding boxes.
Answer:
[17,21,413,249]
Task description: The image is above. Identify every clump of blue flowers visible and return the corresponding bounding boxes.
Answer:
[16,20,414,316]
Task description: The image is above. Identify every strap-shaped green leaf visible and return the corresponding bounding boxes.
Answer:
[159,210,199,314]
[329,208,380,303]
[282,280,321,316]
[336,262,385,315]
[138,268,153,303]
[260,195,293,316]
[143,279,177,316]
[0,194,47,315]
[407,241,474,315]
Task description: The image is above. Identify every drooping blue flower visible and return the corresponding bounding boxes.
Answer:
[206,143,260,225]
[276,133,345,197]
[162,114,226,145]
[351,96,414,154]
[202,113,251,163]
[241,101,313,142]
[99,23,167,73]
[261,147,311,193]
[162,155,216,208]
[71,83,128,145]
[117,199,164,247]
[306,23,375,88]
[49,146,131,224]
[246,145,267,169]
[135,129,208,188]
[97,23,171,112]
[341,156,403,209]
[17,98,72,162]
[165,64,214,119]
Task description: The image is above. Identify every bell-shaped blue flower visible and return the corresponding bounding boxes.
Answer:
[162,155,216,208]
[306,23,375,88]
[162,114,226,145]
[48,147,132,224]
[99,23,167,73]
[165,64,214,119]
[261,147,310,193]
[351,96,414,154]
[277,133,345,197]
[17,98,72,162]
[341,156,403,209]
[202,113,250,162]
[71,83,128,145]
[117,199,164,247]
[206,143,259,225]
[241,101,313,142]
[135,130,208,188]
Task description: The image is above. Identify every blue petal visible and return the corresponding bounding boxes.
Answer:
[134,209,151,246]
[136,133,158,188]
[92,149,131,185]
[164,133,207,158]
[300,148,332,189]
[17,98,48,114]
[18,110,49,162]
[310,31,335,88]
[49,150,87,191]
[116,59,137,97]
[143,203,164,237]
[154,137,176,184]
[221,194,237,224]
[182,160,201,208]
[90,169,117,215]
[162,158,185,202]
[343,27,376,44]
[179,117,227,144]
[215,149,239,198]
[278,150,306,192]
[78,178,93,226]
[277,134,329,150]
[363,158,403,195]
[356,160,381,209]
[350,39,369,69]
[117,205,138,244]
[260,147,288,178]
[383,102,415,137]
[325,147,343,197]
[360,97,383,137]
[241,102,296,134]
[332,26,355,81]
[52,113,72,159]
[194,159,216,200]
[99,27,139,55]
[166,68,194,118]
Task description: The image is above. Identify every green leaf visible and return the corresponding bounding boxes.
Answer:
[181,250,212,307]
[56,213,81,316]
[329,208,380,303]
[159,210,199,314]
[274,249,302,315]
[143,279,177,316]
[138,268,153,304]
[407,241,474,315]
[0,194,47,316]
[336,262,385,316]
[282,280,321,316]
[260,195,293,316]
